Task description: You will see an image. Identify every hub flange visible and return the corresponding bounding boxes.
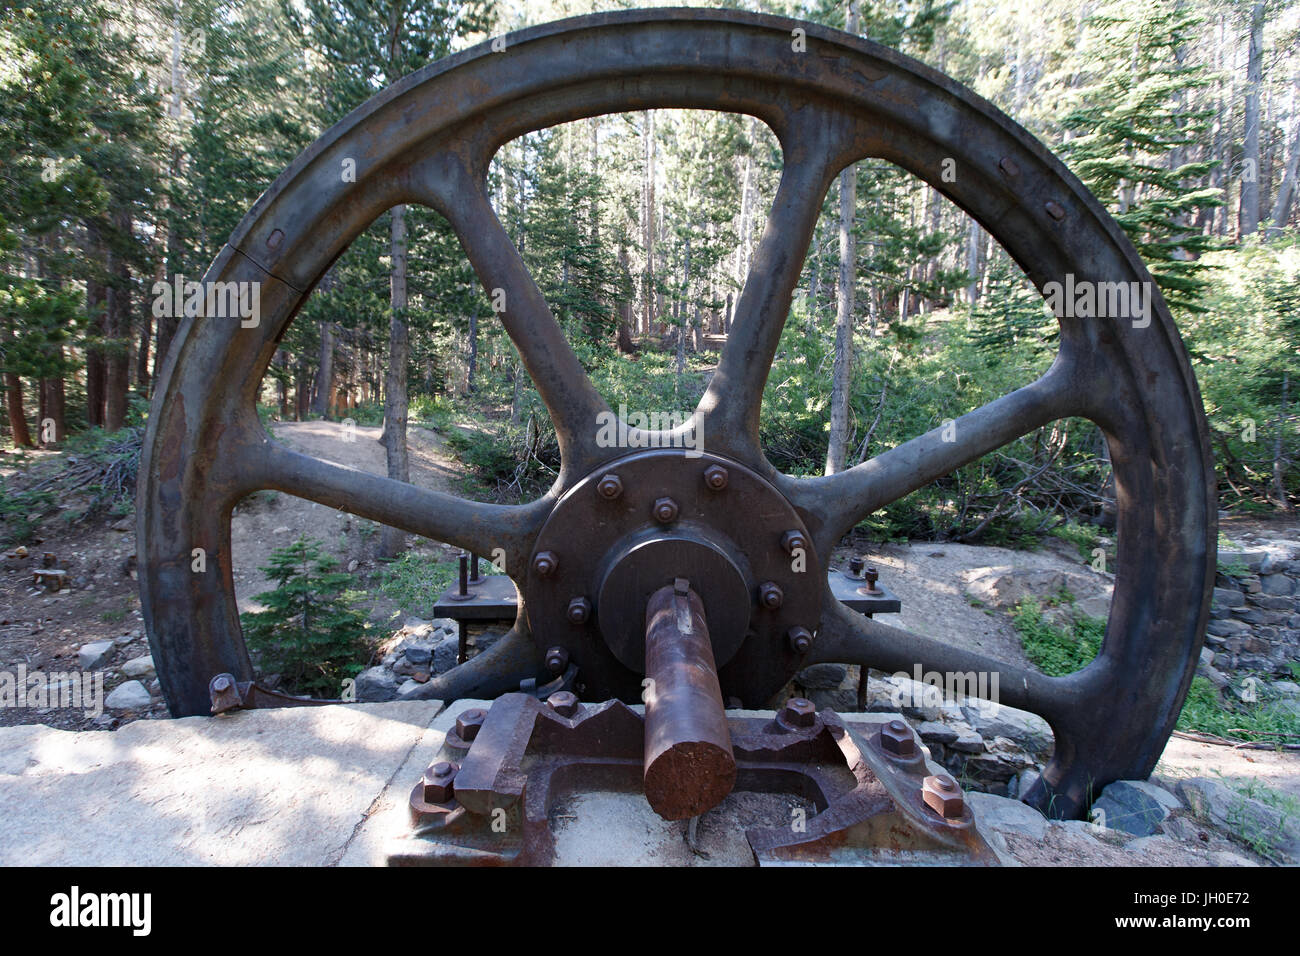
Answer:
[524,450,822,705]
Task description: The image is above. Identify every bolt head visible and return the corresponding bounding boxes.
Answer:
[533,551,558,577]
[703,464,729,490]
[758,581,784,609]
[848,556,865,576]
[787,627,813,654]
[544,646,569,675]
[922,774,964,819]
[547,690,579,718]
[566,596,591,624]
[454,709,486,742]
[781,530,808,556]
[422,760,459,804]
[212,675,231,693]
[652,496,679,524]
[780,697,816,729]
[880,719,915,757]
[596,473,623,499]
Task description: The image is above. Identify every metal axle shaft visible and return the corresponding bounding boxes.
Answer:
[642,578,737,820]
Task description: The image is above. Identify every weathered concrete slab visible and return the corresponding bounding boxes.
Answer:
[0,701,442,866]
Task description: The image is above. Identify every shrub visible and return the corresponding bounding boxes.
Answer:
[239,536,372,696]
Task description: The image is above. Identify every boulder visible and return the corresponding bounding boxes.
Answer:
[121,655,155,679]
[78,640,114,670]
[1091,780,1178,836]
[966,790,1048,840]
[105,680,152,711]
[961,702,1053,758]
[796,663,848,690]
[354,666,398,703]
[1177,778,1300,862]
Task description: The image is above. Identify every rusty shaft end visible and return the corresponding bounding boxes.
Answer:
[642,579,737,821]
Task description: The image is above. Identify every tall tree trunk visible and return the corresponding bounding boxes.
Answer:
[1240,2,1265,237]
[642,110,657,335]
[5,373,32,447]
[379,204,410,559]
[826,0,859,479]
[1274,372,1291,511]
[104,210,132,433]
[616,247,636,353]
[1266,77,1300,238]
[86,228,107,427]
[467,300,480,391]
[311,321,334,417]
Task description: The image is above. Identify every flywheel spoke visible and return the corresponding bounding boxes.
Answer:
[414,154,613,477]
[810,595,1093,727]
[697,112,857,462]
[785,359,1083,552]
[251,437,550,569]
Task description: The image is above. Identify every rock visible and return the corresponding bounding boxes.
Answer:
[1160,815,1207,843]
[967,790,1048,840]
[432,635,459,674]
[915,720,958,745]
[113,633,137,646]
[121,654,155,679]
[347,559,358,573]
[147,679,161,697]
[404,646,432,666]
[77,640,114,670]
[395,678,421,699]
[1267,698,1300,721]
[1206,618,1249,638]
[105,681,152,710]
[796,663,847,690]
[1177,778,1300,862]
[1091,780,1177,836]
[1016,768,1041,799]
[1271,681,1300,698]
[1259,574,1296,596]
[354,666,398,703]
[1218,551,1268,571]
[961,702,1053,758]
[950,730,985,753]
[1212,587,1245,608]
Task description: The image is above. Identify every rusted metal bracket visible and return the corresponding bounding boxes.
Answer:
[207,673,343,715]
[388,693,997,866]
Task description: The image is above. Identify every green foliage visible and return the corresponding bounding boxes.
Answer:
[1177,676,1300,741]
[239,536,372,696]
[1011,599,1105,676]
[376,551,461,619]
[0,479,56,546]
[1050,520,1101,561]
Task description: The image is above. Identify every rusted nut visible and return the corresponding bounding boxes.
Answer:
[422,760,458,804]
[922,774,964,819]
[703,464,729,490]
[566,596,591,625]
[865,566,881,593]
[780,529,807,556]
[848,555,865,577]
[652,497,679,524]
[547,690,580,718]
[787,626,813,654]
[778,696,816,730]
[544,646,569,675]
[212,674,232,694]
[758,581,784,609]
[880,718,915,757]
[454,708,486,743]
[596,473,624,499]
[533,551,558,577]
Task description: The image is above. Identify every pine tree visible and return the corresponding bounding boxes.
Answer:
[1059,0,1223,312]
[240,536,372,696]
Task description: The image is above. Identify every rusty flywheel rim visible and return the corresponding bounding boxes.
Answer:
[138,8,1215,819]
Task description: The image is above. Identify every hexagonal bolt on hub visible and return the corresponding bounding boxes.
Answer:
[533,551,558,577]
[703,465,729,490]
[455,709,486,742]
[566,596,591,625]
[652,497,679,524]
[547,690,580,718]
[758,581,784,609]
[596,473,624,499]
[787,626,813,654]
[545,646,570,675]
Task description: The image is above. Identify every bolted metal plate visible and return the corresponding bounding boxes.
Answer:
[524,450,821,706]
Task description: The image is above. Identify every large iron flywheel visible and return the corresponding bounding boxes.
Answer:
[138,9,1215,819]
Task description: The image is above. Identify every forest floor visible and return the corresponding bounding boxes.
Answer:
[0,420,1297,865]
